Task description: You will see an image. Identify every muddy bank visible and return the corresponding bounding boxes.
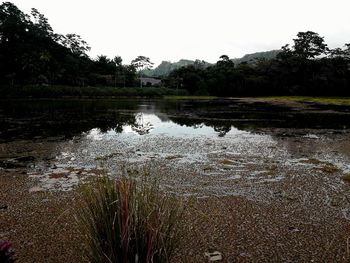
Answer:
[0,170,83,263]
[2,98,350,262]
[1,167,349,262]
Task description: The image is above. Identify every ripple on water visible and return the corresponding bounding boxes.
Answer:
[26,114,350,199]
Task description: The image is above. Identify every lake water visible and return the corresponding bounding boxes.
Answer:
[1,98,350,141]
[1,98,350,199]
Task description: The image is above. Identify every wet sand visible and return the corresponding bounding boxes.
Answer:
[1,167,349,262]
[2,98,350,262]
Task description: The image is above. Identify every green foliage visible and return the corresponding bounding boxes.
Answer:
[131,56,154,71]
[61,33,90,56]
[0,85,187,98]
[164,95,217,100]
[260,96,350,106]
[231,50,281,65]
[1,2,350,97]
[0,2,138,88]
[143,59,212,77]
[76,174,183,263]
[293,31,328,59]
[164,32,350,97]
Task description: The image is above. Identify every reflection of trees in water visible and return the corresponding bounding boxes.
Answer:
[8,99,348,141]
[131,113,154,135]
[168,116,233,137]
[214,125,231,137]
[0,100,138,140]
[110,113,137,134]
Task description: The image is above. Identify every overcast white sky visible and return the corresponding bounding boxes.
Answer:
[9,0,350,66]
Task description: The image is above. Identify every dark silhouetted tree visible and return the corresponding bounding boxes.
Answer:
[131,56,154,88]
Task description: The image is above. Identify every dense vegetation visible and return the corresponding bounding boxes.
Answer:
[0,2,140,89]
[142,59,211,77]
[164,34,350,96]
[142,51,280,77]
[231,50,281,65]
[1,2,349,97]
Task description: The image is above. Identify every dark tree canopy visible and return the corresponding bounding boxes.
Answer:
[0,2,137,88]
[61,33,90,56]
[131,56,154,71]
[0,2,350,98]
[293,31,328,59]
[165,31,350,97]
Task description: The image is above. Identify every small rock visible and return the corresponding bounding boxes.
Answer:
[303,134,320,139]
[15,156,35,162]
[288,226,300,232]
[29,186,44,193]
[205,251,222,261]
[0,205,8,210]
[274,191,283,198]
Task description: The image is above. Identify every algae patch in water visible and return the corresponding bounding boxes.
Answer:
[220,159,235,165]
[300,159,340,174]
[342,174,350,182]
[165,155,183,160]
[316,163,340,174]
[300,158,323,165]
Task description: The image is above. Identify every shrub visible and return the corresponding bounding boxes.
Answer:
[76,174,183,263]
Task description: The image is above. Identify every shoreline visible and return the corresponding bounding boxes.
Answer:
[1,168,349,262]
[1,98,350,262]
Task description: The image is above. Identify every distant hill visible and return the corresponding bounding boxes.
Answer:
[143,59,211,77]
[231,50,281,65]
[143,50,281,77]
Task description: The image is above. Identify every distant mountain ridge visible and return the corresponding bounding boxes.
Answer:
[144,50,281,77]
[231,50,281,65]
[142,59,211,77]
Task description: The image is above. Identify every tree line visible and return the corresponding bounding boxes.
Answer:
[164,32,350,96]
[0,2,154,88]
[1,2,350,97]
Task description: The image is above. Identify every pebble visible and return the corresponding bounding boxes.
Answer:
[205,251,222,261]
[0,204,8,210]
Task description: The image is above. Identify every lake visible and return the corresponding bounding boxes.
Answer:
[1,98,350,197]
[2,98,350,261]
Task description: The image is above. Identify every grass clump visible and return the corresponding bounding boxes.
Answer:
[0,85,188,98]
[76,174,183,263]
[260,96,350,106]
[164,95,217,100]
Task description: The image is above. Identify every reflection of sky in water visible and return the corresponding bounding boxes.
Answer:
[87,113,247,140]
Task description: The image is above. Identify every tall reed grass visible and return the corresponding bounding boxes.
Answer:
[76,174,183,263]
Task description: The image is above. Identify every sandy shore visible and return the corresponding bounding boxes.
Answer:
[0,169,83,262]
[2,98,350,262]
[1,167,350,262]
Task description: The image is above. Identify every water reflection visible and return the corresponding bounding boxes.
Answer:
[1,98,350,142]
[86,113,244,139]
[131,113,154,135]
